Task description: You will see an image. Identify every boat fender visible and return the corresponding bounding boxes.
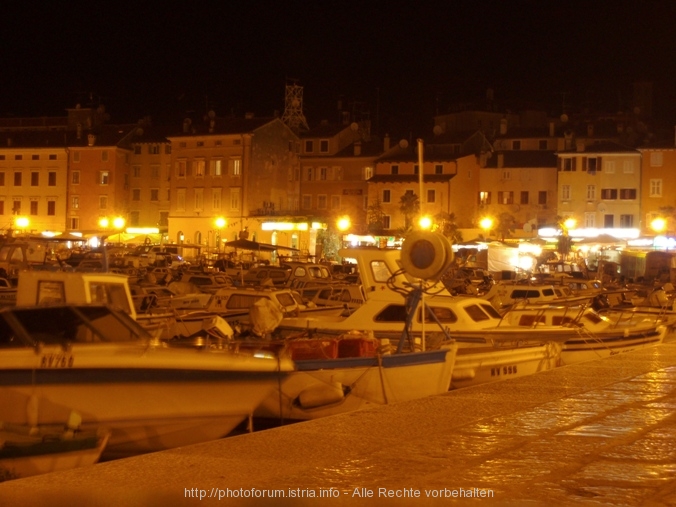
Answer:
[297,382,345,409]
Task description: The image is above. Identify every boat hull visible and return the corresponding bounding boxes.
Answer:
[255,344,458,421]
[0,347,291,458]
[452,341,561,389]
[560,326,666,365]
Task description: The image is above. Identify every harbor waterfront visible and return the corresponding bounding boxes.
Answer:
[1,340,675,506]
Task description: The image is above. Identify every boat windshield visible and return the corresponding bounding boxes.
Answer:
[0,305,147,346]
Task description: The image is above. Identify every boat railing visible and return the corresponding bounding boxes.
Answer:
[498,298,591,329]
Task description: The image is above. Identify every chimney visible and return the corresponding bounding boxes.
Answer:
[354,141,362,156]
[6,138,11,147]
[499,118,507,135]
[76,123,82,140]
[576,139,585,152]
[209,120,215,133]
[497,153,504,168]
[383,134,390,151]
[549,122,555,137]
[587,124,594,137]
[87,134,96,147]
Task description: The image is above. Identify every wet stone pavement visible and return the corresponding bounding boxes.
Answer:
[2,342,676,507]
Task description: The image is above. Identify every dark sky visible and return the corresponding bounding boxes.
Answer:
[2,2,676,137]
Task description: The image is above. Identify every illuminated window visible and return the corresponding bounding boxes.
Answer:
[99,171,109,185]
[71,171,79,185]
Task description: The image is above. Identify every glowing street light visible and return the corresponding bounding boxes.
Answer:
[214,217,226,252]
[337,216,351,231]
[418,215,433,230]
[651,217,666,235]
[112,216,126,245]
[479,217,493,237]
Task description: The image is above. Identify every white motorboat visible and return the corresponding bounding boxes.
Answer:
[252,331,458,421]
[0,303,293,459]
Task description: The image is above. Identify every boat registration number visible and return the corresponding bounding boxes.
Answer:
[490,365,518,377]
[40,353,74,368]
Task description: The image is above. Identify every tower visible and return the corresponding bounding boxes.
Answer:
[281,80,309,132]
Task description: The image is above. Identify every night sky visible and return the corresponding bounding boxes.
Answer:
[2,2,676,137]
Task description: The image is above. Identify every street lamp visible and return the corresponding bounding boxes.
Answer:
[337,216,351,232]
[14,216,30,236]
[112,216,126,246]
[418,215,433,230]
[479,217,493,239]
[214,217,226,252]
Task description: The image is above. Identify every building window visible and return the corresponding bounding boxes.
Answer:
[605,161,615,173]
[650,152,664,167]
[364,166,373,180]
[150,189,159,202]
[177,160,187,178]
[604,215,614,228]
[212,188,222,210]
[132,189,141,201]
[623,161,634,173]
[165,145,172,154]
[502,170,511,180]
[194,188,203,210]
[31,172,39,186]
[560,158,574,171]
[31,154,39,161]
[539,140,548,150]
[650,179,662,197]
[30,201,38,215]
[319,167,328,180]
[229,188,240,210]
[0,172,4,186]
[619,188,637,200]
[538,191,547,205]
[72,171,80,185]
[435,164,443,174]
[132,166,141,178]
[0,200,4,214]
[302,194,312,209]
[317,195,327,209]
[588,157,601,172]
[101,151,109,162]
[601,188,618,200]
[73,151,80,163]
[427,189,436,203]
[49,154,56,160]
[520,191,529,205]
[230,158,241,176]
[512,140,521,150]
[320,140,329,153]
[331,195,341,209]
[586,185,596,200]
[584,212,595,228]
[561,185,571,200]
[150,165,160,179]
[70,217,79,230]
[383,216,391,229]
[150,145,160,155]
[47,200,55,216]
[382,189,391,203]
[133,146,142,155]
[620,215,634,227]
[14,172,22,186]
[391,165,399,175]
[48,172,56,186]
[479,191,491,205]
[99,196,108,210]
[498,191,514,204]
[99,171,109,185]
[413,165,419,175]
[159,212,169,227]
[305,140,314,153]
[177,189,186,211]
[71,196,79,209]
[194,159,205,177]
[12,200,21,215]
[130,211,140,226]
[210,159,222,176]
